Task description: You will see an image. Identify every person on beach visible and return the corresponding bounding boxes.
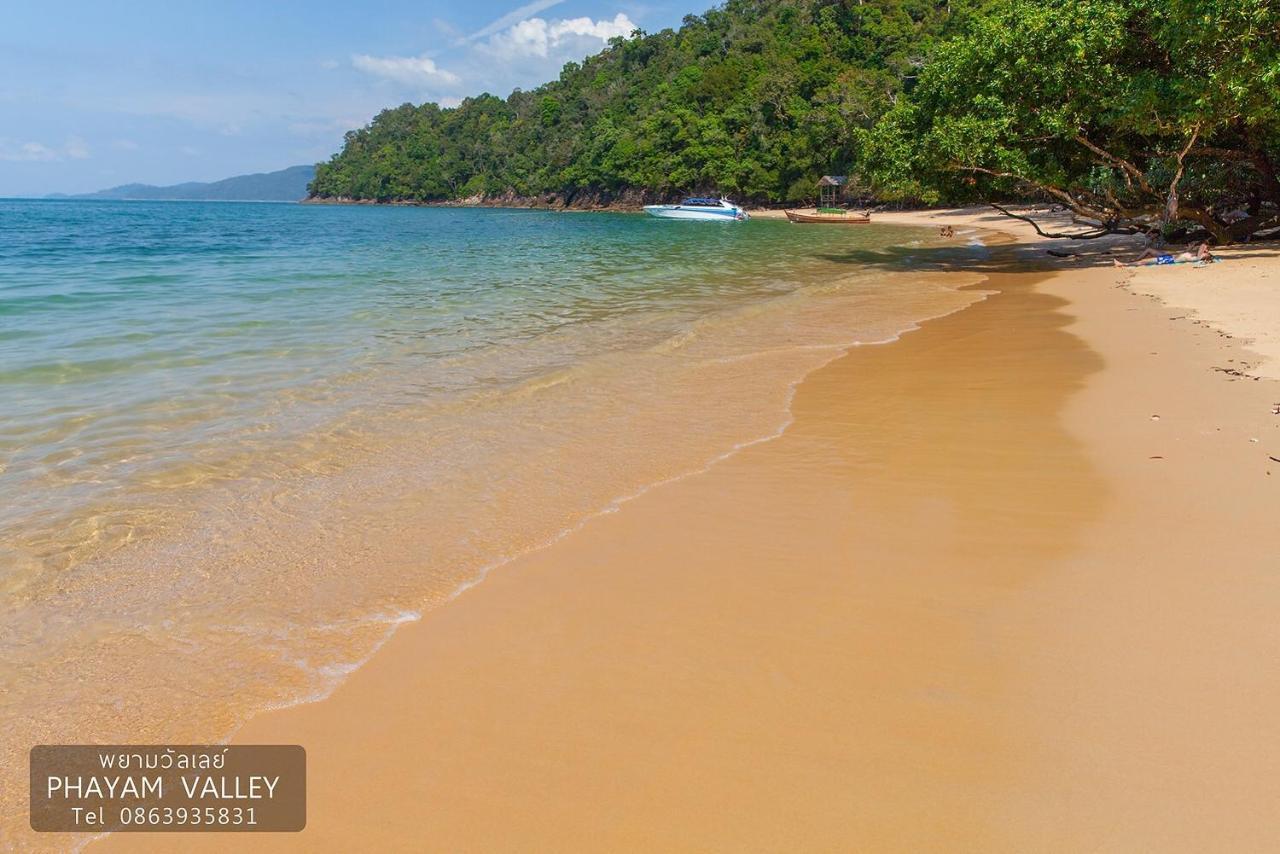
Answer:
[1114,241,1214,267]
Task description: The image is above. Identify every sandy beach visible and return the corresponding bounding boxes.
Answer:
[96,210,1280,852]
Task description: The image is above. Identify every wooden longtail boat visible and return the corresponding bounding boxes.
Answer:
[784,209,872,224]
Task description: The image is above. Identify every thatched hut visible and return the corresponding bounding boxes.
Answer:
[817,176,847,211]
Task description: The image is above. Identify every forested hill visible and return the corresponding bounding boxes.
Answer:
[309,0,977,206]
[63,165,316,202]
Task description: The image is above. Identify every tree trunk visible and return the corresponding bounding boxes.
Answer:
[1163,127,1199,227]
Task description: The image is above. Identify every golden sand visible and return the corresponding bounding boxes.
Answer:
[96,219,1280,852]
[1122,245,1280,379]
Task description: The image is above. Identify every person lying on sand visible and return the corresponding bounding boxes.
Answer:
[1114,242,1214,267]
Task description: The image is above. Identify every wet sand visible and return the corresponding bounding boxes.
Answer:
[98,232,1280,851]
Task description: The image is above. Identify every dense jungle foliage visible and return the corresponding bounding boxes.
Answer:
[859,0,1280,241]
[310,0,977,205]
[312,0,1280,240]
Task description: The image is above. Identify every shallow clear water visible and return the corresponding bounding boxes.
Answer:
[0,199,985,844]
[1,201,954,580]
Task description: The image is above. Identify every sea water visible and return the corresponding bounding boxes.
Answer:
[0,199,984,843]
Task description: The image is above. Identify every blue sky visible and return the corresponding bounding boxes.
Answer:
[0,0,692,196]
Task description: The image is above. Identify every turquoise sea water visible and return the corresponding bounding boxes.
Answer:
[2,200,945,578]
[0,199,983,842]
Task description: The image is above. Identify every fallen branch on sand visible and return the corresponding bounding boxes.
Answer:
[988,203,1141,240]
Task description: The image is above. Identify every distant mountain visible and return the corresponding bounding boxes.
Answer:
[57,165,315,202]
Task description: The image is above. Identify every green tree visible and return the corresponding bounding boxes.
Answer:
[857,0,1280,241]
[310,0,969,206]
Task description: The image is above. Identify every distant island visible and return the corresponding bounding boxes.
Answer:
[52,164,315,202]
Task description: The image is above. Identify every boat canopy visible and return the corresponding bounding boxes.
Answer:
[680,197,724,206]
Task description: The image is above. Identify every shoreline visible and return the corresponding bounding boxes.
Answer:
[97,209,1280,850]
[5,214,989,851]
[300,194,1013,217]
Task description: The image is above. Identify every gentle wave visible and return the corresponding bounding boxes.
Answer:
[0,200,990,850]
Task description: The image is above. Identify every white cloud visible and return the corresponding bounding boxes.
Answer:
[352,53,460,86]
[65,136,90,159]
[0,137,90,162]
[480,13,636,59]
[0,141,59,162]
[77,92,280,130]
[433,17,464,40]
[465,0,564,42]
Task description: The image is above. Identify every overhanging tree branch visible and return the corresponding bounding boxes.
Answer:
[1073,134,1159,198]
[1184,146,1250,161]
[954,165,1088,215]
[987,202,1143,239]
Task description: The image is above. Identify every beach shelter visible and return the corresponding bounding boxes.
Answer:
[818,176,847,211]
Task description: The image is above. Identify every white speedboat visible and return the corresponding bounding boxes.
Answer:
[644,197,748,221]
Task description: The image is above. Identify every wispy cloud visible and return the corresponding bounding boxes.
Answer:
[479,13,636,59]
[76,92,282,130]
[465,0,565,42]
[0,141,59,162]
[0,137,90,162]
[64,136,90,159]
[289,116,370,136]
[352,53,460,86]
[433,18,463,41]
